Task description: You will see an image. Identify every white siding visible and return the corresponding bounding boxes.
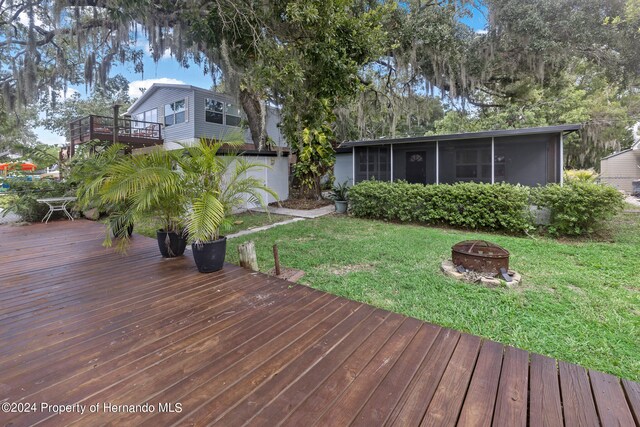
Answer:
[193,89,242,142]
[130,84,290,203]
[334,153,354,186]
[266,156,290,202]
[225,156,289,210]
[129,87,195,149]
[265,107,286,147]
[600,150,640,193]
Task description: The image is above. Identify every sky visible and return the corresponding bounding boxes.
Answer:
[34,3,488,146]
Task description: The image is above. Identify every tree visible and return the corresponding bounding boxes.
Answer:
[0,1,144,110]
[0,103,38,156]
[39,74,132,139]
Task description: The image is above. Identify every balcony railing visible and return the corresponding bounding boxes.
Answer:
[69,115,164,148]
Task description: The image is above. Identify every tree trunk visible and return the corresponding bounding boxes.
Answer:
[237,241,259,271]
[239,88,266,150]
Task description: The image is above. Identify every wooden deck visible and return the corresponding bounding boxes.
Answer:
[1,220,638,426]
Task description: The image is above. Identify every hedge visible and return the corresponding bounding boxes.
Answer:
[348,181,533,233]
[531,181,624,236]
[348,180,625,236]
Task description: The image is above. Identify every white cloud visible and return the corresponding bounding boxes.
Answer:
[128,78,186,99]
[135,36,172,61]
[54,87,79,100]
[475,29,488,35]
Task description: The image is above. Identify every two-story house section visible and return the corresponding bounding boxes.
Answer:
[125,83,289,203]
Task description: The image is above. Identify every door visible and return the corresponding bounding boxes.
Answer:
[406,151,426,184]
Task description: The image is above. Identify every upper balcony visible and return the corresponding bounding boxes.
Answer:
[69,115,164,149]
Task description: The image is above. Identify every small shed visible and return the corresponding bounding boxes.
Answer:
[600,143,640,193]
[335,125,580,187]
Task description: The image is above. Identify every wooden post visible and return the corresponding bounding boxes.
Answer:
[112,104,120,145]
[238,241,259,271]
[273,244,281,276]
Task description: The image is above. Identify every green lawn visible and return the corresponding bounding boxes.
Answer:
[135,211,292,239]
[225,212,640,381]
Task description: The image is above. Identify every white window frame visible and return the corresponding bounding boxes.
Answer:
[165,99,187,127]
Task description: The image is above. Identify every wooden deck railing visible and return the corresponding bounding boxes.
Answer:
[68,115,164,147]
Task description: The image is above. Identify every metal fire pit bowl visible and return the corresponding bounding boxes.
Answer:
[451,240,509,275]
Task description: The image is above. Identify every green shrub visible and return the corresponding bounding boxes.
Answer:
[2,179,75,222]
[564,169,598,183]
[349,180,533,233]
[532,181,624,236]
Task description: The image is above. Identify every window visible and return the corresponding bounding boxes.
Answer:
[133,109,158,128]
[165,99,186,126]
[456,148,492,182]
[225,103,241,127]
[205,98,224,124]
[205,98,242,127]
[355,147,390,183]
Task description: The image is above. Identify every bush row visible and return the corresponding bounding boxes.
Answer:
[531,181,624,236]
[348,180,624,236]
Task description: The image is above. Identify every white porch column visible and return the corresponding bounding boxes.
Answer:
[435,141,440,184]
[390,144,394,182]
[491,137,495,184]
[560,133,564,186]
[352,146,355,185]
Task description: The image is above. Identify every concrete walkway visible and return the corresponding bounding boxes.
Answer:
[187,205,336,247]
[625,195,640,207]
[227,217,305,240]
[252,204,335,219]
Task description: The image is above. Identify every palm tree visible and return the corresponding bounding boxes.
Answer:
[98,134,277,265]
[176,137,277,245]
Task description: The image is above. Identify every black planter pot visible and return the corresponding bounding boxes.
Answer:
[191,237,227,273]
[156,230,188,258]
[112,223,134,238]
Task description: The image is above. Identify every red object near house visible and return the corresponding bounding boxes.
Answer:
[0,162,37,172]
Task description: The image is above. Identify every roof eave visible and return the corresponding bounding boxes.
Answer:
[339,124,582,148]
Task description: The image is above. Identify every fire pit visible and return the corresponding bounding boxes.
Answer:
[451,240,509,275]
[442,240,521,288]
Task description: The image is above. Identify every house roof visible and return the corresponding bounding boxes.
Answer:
[339,124,582,148]
[125,83,235,115]
[601,148,635,160]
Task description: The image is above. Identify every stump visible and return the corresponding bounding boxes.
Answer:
[237,241,259,271]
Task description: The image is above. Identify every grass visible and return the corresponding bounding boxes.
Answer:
[135,211,293,239]
[225,212,640,381]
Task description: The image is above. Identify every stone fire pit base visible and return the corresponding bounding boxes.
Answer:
[441,260,522,288]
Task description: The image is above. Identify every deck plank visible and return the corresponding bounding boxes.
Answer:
[492,346,529,427]
[279,313,406,426]
[622,378,640,425]
[311,317,424,427]
[559,361,600,427]
[420,333,482,426]
[457,340,504,427]
[529,354,563,427]
[351,323,441,427]
[1,220,638,426]
[385,328,461,426]
[590,370,636,427]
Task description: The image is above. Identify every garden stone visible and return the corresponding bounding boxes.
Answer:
[83,208,100,220]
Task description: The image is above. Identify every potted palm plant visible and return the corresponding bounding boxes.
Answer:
[329,181,349,214]
[176,137,277,272]
[68,142,135,239]
[99,148,188,257]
